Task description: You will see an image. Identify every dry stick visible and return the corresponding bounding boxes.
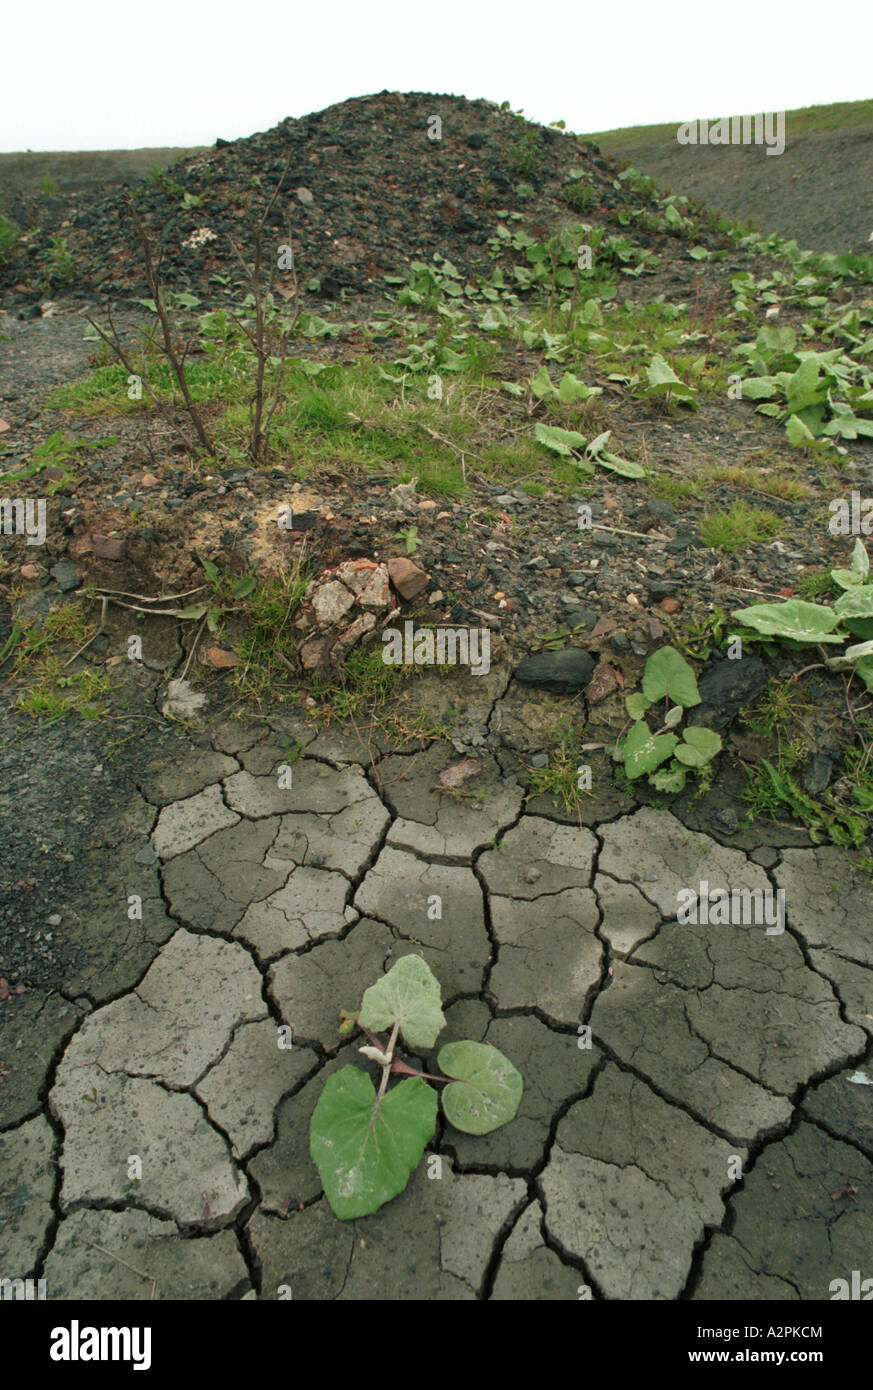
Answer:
[179,613,209,681]
[64,596,109,667]
[226,155,298,462]
[85,312,159,409]
[79,1239,158,1298]
[93,585,209,602]
[129,200,215,455]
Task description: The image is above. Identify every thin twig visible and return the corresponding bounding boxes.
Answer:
[64,596,108,666]
[180,613,209,681]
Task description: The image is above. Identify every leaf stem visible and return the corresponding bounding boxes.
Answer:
[376,1019,401,1103]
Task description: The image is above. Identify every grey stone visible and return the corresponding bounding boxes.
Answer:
[269,918,395,1047]
[51,1072,248,1225]
[693,1124,873,1301]
[234,866,350,961]
[379,747,522,858]
[137,748,238,805]
[491,1201,580,1300]
[687,656,769,730]
[514,648,595,694]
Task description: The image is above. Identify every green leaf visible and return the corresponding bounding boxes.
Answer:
[557,372,599,403]
[530,366,555,399]
[438,1041,523,1135]
[831,539,869,589]
[622,721,678,780]
[358,955,446,1050]
[645,354,697,400]
[177,603,210,620]
[200,558,221,583]
[625,691,651,720]
[598,450,646,478]
[852,655,873,692]
[730,599,845,643]
[740,376,779,400]
[785,413,817,445]
[232,576,257,599]
[834,586,873,620]
[534,423,588,457]
[310,1068,437,1219]
[649,764,687,793]
[641,646,701,707]
[674,726,722,767]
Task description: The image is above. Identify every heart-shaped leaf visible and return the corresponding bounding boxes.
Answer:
[438,1042,523,1135]
[625,691,651,721]
[310,1068,437,1219]
[622,721,678,779]
[641,646,701,707]
[674,726,722,767]
[358,955,446,1050]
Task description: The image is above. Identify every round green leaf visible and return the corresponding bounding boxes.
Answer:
[678,728,717,761]
[438,1042,523,1135]
[310,1067,437,1219]
[641,646,701,707]
[358,955,446,1050]
[625,691,651,720]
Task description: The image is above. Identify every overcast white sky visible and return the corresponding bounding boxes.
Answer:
[3,0,870,151]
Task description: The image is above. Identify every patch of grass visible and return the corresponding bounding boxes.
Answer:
[649,475,701,504]
[13,603,111,722]
[0,215,19,265]
[229,567,310,708]
[699,500,783,552]
[658,606,730,662]
[740,678,809,747]
[41,233,75,287]
[565,180,597,214]
[797,569,836,601]
[705,463,813,502]
[525,741,589,817]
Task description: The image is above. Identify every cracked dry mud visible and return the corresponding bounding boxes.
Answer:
[2,693,872,1302]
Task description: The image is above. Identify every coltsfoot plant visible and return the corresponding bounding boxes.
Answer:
[310,956,523,1218]
[611,645,722,794]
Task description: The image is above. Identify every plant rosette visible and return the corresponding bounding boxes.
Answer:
[309,955,523,1218]
[612,645,722,794]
